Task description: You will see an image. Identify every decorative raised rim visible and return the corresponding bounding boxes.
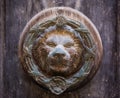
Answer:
[18,7,103,95]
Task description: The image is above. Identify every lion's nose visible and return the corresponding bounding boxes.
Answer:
[53,52,65,58]
[52,45,66,58]
[48,44,70,59]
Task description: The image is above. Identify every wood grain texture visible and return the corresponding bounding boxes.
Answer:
[0,0,119,98]
[79,0,118,98]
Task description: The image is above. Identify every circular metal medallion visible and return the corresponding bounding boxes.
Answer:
[19,7,103,95]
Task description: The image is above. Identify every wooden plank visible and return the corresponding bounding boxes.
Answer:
[3,0,49,98]
[3,0,119,98]
[77,0,118,98]
[0,0,5,98]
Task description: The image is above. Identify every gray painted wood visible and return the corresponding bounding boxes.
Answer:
[0,0,119,98]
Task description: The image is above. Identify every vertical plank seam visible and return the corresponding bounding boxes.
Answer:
[117,0,120,97]
[0,0,6,98]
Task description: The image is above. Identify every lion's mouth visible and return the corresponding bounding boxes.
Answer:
[48,57,70,65]
[50,65,69,72]
[47,57,71,72]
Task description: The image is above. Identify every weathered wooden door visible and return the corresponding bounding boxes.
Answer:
[0,0,120,98]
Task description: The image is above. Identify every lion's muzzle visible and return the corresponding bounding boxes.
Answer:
[48,45,70,60]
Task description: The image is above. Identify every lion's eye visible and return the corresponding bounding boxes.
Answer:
[46,42,56,47]
[64,42,74,48]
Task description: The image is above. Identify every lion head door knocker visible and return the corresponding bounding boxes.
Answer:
[19,7,103,95]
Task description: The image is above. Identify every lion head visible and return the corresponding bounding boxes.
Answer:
[32,29,84,77]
